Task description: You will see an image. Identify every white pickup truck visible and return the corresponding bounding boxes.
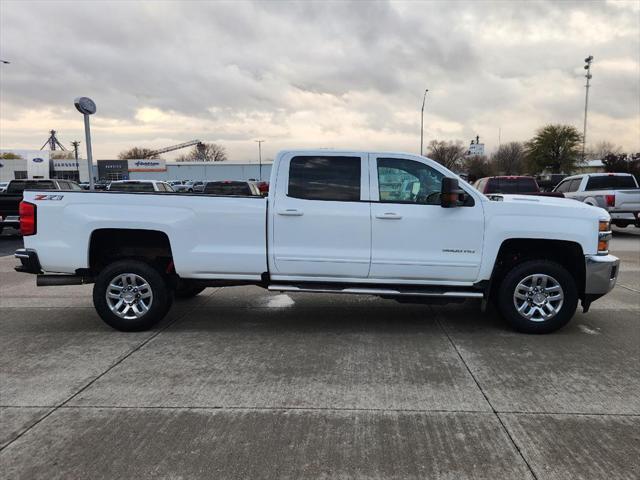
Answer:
[553,173,640,228]
[15,150,619,334]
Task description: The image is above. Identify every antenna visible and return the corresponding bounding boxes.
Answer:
[40,130,67,151]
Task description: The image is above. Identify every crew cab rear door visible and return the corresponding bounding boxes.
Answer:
[270,152,371,278]
[368,154,484,282]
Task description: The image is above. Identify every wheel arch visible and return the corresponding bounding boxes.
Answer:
[488,238,585,301]
[88,228,174,274]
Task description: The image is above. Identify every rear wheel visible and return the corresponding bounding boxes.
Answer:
[497,260,578,334]
[93,260,172,331]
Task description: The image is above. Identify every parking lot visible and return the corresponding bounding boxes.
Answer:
[0,230,638,479]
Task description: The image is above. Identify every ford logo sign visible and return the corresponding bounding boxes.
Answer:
[32,157,44,163]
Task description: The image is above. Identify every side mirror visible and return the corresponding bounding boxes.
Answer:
[440,177,464,208]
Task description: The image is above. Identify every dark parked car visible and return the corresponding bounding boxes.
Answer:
[473,176,565,197]
[0,179,82,234]
[202,181,261,196]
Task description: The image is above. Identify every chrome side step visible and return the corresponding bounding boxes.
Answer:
[267,284,483,298]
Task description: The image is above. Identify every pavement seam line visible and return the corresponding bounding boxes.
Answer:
[432,307,540,480]
[0,288,220,453]
[617,283,640,294]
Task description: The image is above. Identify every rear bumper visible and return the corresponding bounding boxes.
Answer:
[14,248,42,274]
[0,215,20,228]
[584,254,619,295]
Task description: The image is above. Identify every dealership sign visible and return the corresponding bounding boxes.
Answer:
[127,158,166,172]
[52,159,80,171]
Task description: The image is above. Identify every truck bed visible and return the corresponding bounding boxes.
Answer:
[22,190,268,279]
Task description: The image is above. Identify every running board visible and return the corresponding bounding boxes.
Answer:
[267,284,483,298]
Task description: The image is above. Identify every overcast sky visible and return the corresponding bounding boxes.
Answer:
[1,0,638,161]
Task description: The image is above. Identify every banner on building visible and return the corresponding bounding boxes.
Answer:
[127,158,166,172]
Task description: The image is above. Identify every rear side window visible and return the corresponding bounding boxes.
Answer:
[204,182,253,195]
[109,182,155,192]
[586,175,637,190]
[567,178,582,192]
[7,180,55,193]
[288,156,361,201]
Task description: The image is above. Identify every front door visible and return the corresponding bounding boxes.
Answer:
[369,154,484,282]
[270,153,371,279]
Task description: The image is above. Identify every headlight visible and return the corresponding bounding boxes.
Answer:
[598,220,611,254]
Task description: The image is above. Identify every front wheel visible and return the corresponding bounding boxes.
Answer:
[497,260,578,334]
[93,260,173,331]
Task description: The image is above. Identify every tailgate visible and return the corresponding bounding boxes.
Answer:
[615,190,640,211]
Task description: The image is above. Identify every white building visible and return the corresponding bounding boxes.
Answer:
[0,149,91,182]
[467,136,485,157]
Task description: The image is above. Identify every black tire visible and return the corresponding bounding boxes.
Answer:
[612,221,629,228]
[497,259,578,334]
[174,280,206,299]
[93,259,173,331]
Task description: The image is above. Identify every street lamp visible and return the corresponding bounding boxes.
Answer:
[74,97,96,190]
[582,55,593,161]
[420,88,429,156]
[255,139,265,181]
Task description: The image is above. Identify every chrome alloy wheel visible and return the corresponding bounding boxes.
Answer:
[106,273,153,320]
[513,274,564,322]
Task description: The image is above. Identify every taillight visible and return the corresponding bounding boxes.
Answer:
[19,201,36,236]
[605,194,615,207]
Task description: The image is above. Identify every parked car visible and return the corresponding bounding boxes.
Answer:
[553,173,640,228]
[473,176,565,197]
[192,181,205,193]
[108,180,175,192]
[172,181,202,193]
[0,181,9,193]
[202,181,261,196]
[15,149,618,334]
[0,179,81,235]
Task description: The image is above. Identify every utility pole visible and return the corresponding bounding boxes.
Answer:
[71,141,81,182]
[255,140,265,181]
[582,55,594,161]
[420,89,428,156]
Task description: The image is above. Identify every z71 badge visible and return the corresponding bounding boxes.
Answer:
[34,194,64,201]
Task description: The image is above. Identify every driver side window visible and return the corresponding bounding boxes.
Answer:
[377,158,444,205]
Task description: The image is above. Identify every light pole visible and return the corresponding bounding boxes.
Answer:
[71,141,81,182]
[74,97,97,190]
[582,55,593,161]
[420,88,428,156]
[255,140,265,181]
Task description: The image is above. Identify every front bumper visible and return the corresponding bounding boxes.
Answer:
[584,254,619,295]
[14,248,42,274]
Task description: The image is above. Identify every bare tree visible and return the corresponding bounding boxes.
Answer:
[426,140,466,170]
[491,142,524,175]
[463,155,495,183]
[118,147,160,160]
[587,141,622,160]
[176,143,227,162]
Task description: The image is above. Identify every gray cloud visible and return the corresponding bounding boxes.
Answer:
[0,0,638,160]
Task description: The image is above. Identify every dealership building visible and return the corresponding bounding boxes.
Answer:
[97,158,273,183]
[1,150,272,184]
[0,150,91,182]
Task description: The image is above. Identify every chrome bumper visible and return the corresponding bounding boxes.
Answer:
[584,254,619,295]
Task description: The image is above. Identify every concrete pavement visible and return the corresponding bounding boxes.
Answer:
[1,231,639,479]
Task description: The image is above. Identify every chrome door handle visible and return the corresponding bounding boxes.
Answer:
[278,209,304,216]
[375,212,402,220]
